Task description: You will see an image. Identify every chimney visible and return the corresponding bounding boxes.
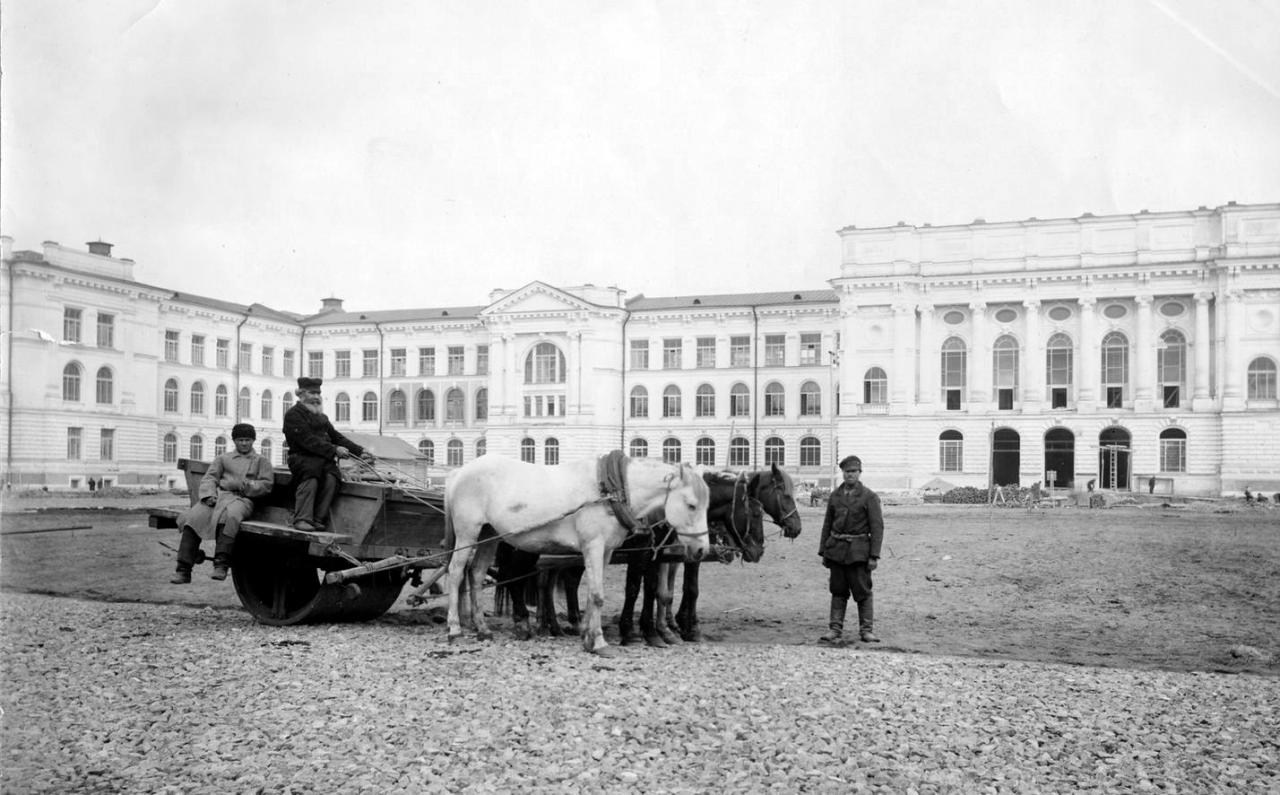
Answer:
[87,240,114,257]
[319,297,344,313]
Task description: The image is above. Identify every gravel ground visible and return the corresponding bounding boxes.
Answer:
[3,593,1277,794]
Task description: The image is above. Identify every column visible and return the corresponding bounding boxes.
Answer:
[1133,295,1154,407]
[970,301,989,405]
[566,330,581,416]
[1021,299,1041,405]
[839,306,858,415]
[1192,291,1212,407]
[891,303,915,405]
[1077,297,1097,408]
[1222,290,1244,407]
[503,332,519,419]
[917,303,936,407]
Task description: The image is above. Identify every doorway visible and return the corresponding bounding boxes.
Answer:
[1098,426,1131,490]
[1043,427,1075,489]
[992,428,1021,486]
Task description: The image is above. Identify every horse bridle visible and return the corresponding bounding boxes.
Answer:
[661,463,710,541]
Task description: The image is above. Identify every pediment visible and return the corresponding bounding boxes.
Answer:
[481,281,595,317]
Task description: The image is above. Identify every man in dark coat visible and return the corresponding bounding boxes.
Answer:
[283,377,374,531]
[818,454,884,644]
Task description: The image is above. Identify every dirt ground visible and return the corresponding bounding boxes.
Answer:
[2,497,1277,676]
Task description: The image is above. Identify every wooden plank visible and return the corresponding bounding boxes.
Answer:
[239,521,353,545]
[322,554,440,585]
[148,509,180,529]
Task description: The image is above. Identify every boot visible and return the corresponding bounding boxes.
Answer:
[819,596,847,644]
[212,534,232,580]
[858,596,880,642]
[170,569,191,584]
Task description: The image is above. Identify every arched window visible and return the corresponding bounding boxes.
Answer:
[214,436,227,456]
[215,384,229,417]
[1101,331,1129,408]
[940,337,967,409]
[62,363,82,402]
[662,385,682,418]
[362,391,378,422]
[1159,427,1187,472]
[96,367,114,405]
[388,389,407,424]
[416,389,435,422]
[544,437,560,465]
[190,382,206,415]
[939,429,963,472]
[475,388,488,421]
[629,438,649,458]
[992,335,1019,409]
[447,439,463,467]
[335,393,351,423]
[1248,357,1277,400]
[729,436,751,467]
[730,383,751,417]
[520,437,536,463]
[695,437,716,466]
[764,382,785,417]
[445,388,464,421]
[1045,333,1073,408]
[162,432,178,463]
[282,392,293,418]
[800,381,821,416]
[475,438,487,459]
[800,436,821,467]
[695,385,715,418]
[190,435,204,461]
[763,436,785,466]
[1157,330,1186,408]
[630,386,649,418]
[863,367,887,405]
[238,387,251,418]
[662,437,682,463]
[418,439,435,465]
[524,342,566,384]
[259,438,272,464]
[164,379,180,413]
[260,389,274,421]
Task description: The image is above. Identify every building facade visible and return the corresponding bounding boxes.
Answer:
[2,201,1277,495]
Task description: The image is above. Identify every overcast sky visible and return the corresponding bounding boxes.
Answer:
[3,1,1278,316]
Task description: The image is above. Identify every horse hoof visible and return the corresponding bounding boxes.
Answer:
[644,634,668,649]
[591,645,619,658]
[658,629,683,645]
[476,629,493,642]
[681,628,704,643]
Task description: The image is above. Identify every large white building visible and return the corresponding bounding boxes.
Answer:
[3,201,1277,496]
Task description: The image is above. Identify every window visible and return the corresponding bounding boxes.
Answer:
[362,391,378,422]
[67,428,82,460]
[64,308,83,343]
[663,339,682,370]
[214,436,227,457]
[476,438,487,458]
[448,346,464,375]
[282,392,293,418]
[1248,357,1277,400]
[800,381,821,416]
[335,393,351,422]
[259,438,272,464]
[418,439,435,465]
[799,334,821,366]
[629,438,649,458]
[239,342,252,371]
[190,382,206,415]
[1046,333,1073,408]
[476,345,489,376]
[525,343,565,383]
[1101,332,1129,408]
[388,389,407,423]
[521,437,536,463]
[662,385,682,418]
[800,436,821,467]
[307,350,323,378]
[544,438,559,466]
[630,340,649,370]
[100,429,115,461]
[1159,428,1187,472]
[190,435,204,461]
[447,439,464,467]
[96,367,113,404]
[163,379,179,413]
[238,387,251,418]
[662,437,682,463]
[695,385,715,417]
[941,337,967,409]
[446,388,464,421]
[63,363,82,401]
[283,350,295,377]
[475,388,488,421]
[696,338,716,368]
[192,335,205,366]
[863,367,888,405]
[695,438,716,466]
[362,349,379,378]
[163,433,178,463]
[417,389,435,422]
[336,350,353,378]
[764,382,785,417]
[390,348,406,377]
[260,389,273,420]
[729,437,751,467]
[730,336,751,367]
[523,395,564,418]
[993,335,1019,410]
[97,313,115,348]
[764,436,785,466]
[764,335,785,367]
[630,386,649,418]
[217,339,231,369]
[730,384,751,417]
[215,385,229,417]
[165,330,180,362]
[262,347,275,376]
[939,430,963,472]
[1158,330,1186,409]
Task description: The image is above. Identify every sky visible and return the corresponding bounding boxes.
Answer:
[3,1,1279,316]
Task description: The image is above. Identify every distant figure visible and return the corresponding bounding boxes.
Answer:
[1148,476,1156,495]
[1244,486,1253,503]
[87,478,95,493]
[1086,478,1096,493]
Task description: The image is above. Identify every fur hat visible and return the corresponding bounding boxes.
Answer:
[297,376,323,391]
[838,455,863,471]
[231,423,256,440]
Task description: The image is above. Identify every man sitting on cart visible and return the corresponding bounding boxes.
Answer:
[283,377,375,532]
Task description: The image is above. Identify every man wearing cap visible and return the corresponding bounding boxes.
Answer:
[170,423,274,583]
[283,377,375,532]
[817,454,884,644]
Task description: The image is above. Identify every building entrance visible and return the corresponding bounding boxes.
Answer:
[1043,427,1075,489]
[991,428,1021,486]
[1098,427,1132,490]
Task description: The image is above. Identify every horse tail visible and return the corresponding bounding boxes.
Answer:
[442,468,458,555]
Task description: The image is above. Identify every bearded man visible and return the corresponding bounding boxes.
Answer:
[283,377,374,532]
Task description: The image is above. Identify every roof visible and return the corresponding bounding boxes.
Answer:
[340,433,427,460]
[626,289,838,311]
[301,306,485,325]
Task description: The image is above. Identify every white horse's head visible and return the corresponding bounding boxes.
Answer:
[661,463,711,561]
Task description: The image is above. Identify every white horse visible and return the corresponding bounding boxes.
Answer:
[444,453,711,654]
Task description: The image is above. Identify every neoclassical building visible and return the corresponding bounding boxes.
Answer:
[2,200,1277,496]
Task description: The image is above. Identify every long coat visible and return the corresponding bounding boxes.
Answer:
[177,450,274,540]
[818,482,884,567]
[282,403,366,480]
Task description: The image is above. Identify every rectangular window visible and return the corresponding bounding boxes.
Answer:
[864,377,887,405]
[800,389,821,416]
[476,345,489,375]
[390,348,406,377]
[696,338,716,368]
[165,330,180,362]
[940,439,963,472]
[730,389,750,417]
[523,394,564,417]
[630,340,649,370]
[99,429,115,461]
[335,397,350,422]
[64,308,83,343]
[96,313,115,348]
[799,333,821,366]
[419,347,435,376]
[630,390,648,418]
[764,390,785,417]
[1163,385,1180,409]
[448,346,464,375]
[1160,438,1187,472]
[946,389,961,411]
[191,335,205,366]
[215,388,228,417]
[216,339,230,369]
[663,339,682,370]
[239,342,252,371]
[307,351,324,378]
[1051,388,1068,409]
[283,350,295,377]
[730,336,751,367]
[363,349,379,378]
[1106,386,1124,408]
[998,388,1014,410]
[261,346,275,377]
[662,391,681,418]
[335,350,351,378]
[764,335,786,367]
[695,390,714,417]
[67,427,82,460]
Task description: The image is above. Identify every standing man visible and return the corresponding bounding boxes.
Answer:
[818,454,884,644]
[170,423,273,583]
[283,377,374,532]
